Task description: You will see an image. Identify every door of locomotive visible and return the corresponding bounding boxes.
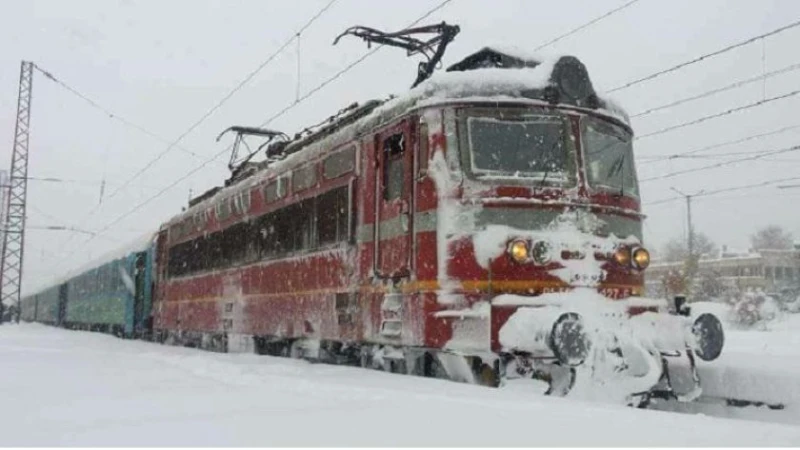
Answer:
[374,120,414,278]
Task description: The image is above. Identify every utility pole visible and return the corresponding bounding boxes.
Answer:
[686,194,694,261]
[671,187,704,298]
[0,61,34,324]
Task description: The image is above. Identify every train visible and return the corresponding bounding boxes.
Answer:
[20,23,725,407]
[21,237,154,337]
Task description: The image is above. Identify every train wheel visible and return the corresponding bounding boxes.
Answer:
[535,364,575,397]
[628,393,651,409]
[476,362,500,387]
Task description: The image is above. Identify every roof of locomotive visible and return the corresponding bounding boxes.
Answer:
[164,47,631,229]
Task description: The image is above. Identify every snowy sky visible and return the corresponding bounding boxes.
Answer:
[2,0,799,293]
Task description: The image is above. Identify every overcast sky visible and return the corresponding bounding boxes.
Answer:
[2,0,799,293]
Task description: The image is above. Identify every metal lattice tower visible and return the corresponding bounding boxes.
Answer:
[0,171,8,256]
[0,61,34,323]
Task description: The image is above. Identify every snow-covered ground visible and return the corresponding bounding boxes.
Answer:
[2,323,800,446]
[652,313,800,422]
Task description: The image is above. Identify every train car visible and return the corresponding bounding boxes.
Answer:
[27,283,67,326]
[63,235,156,337]
[151,26,724,405]
[20,293,39,322]
[20,234,156,337]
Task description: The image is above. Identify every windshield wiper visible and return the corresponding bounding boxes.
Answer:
[536,138,563,191]
[605,152,626,197]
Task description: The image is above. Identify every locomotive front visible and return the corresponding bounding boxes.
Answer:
[425,48,724,404]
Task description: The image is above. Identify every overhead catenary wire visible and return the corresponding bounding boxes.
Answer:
[104,0,341,201]
[644,174,800,206]
[532,0,643,51]
[608,18,800,93]
[630,61,800,118]
[644,152,800,161]
[26,176,160,190]
[45,0,456,273]
[634,89,800,140]
[637,123,800,164]
[639,143,800,183]
[32,64,203,160]
[42,0,342,267]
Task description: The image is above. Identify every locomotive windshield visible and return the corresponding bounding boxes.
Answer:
[583,116,638,197]
[465,114,575,186]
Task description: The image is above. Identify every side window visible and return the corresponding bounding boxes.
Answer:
[293,165,317,193]
[317,187,349,246]
[294,200,315,251]
[383,133,405,200]
[324,147,356,179]
[264,177,287,203]
[232,190,251,215]
[193,212,206,232]
[216,198,231,221]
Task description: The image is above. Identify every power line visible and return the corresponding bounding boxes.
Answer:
[630,61,800,118]
[26,176,159,190]
[41,0,341,266]
[640,143,800,183]
[258,0,455,129]
[638,123,800,164]
[644,151,800,161]
[608,18,800,93]
[32,65,202,160]
[27,204,71,227]
[635,89,800,140]
[105,0,341,201]
[645,174,800,206]
[45,0,456,273]
[532,0,643,51]
[27,225,96,236]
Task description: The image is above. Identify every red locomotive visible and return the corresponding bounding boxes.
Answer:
[153,23,724,405]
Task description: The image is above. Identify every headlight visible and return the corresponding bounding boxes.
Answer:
[632,247,650,270]
[613,246,631,266]
[508,240,529,263]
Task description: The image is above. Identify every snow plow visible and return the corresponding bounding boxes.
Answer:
[493,291,725,406]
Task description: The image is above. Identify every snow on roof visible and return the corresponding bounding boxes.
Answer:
[166,48,632,231]
[26,232,155,297]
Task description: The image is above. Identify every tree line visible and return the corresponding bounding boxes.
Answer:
[657,225,795,262]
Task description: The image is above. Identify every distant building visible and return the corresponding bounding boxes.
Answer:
[646,245,800,298]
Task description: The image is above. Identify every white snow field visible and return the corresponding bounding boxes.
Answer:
[2,323,800,447]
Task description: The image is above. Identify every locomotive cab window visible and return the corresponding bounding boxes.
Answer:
[383,132,405,200]
[461,109,576,187]
[583,116,638,197]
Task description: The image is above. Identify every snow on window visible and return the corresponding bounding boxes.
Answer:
[293,165,317,192]
[323,146,355,180]
[216,197,232,221]
[583,116,638,197]
[264,176,288,203]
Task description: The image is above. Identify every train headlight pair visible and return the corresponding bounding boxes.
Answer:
[613,246,650,270]
[508,240,551,265]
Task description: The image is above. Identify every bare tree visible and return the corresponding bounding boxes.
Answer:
[750,225,794,250]
[660,232,718,262]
